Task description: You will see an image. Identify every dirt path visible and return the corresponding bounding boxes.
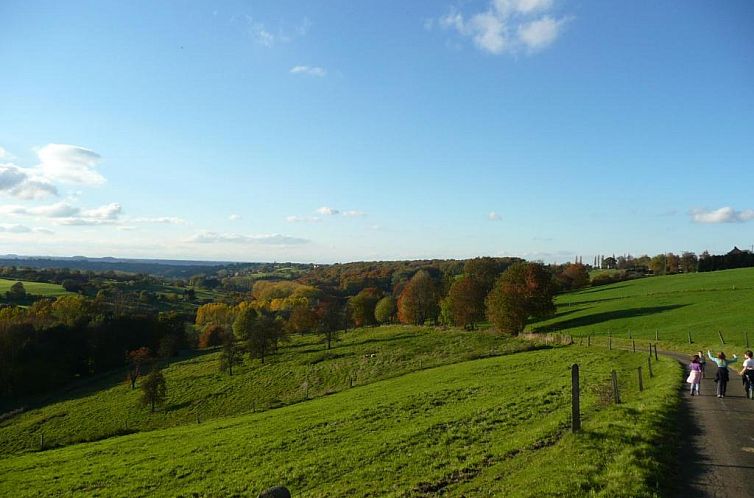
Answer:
[668,352,754,498]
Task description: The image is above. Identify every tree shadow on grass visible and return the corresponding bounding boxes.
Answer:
[533,305,687,332]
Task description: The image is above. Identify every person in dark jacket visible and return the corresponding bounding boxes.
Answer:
[707,351,738,398]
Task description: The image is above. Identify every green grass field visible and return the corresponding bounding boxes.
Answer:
[0,278,71,298]
[0,346,680,497]
[535,268,754,351]
[0,326,534,456]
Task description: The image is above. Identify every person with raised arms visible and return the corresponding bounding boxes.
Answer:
[707,350,738,398]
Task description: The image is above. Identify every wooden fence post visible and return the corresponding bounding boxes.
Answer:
[654,344,658,361]
[637,366,644,392]
[647,357,653,378]
[611,370,621,404]
[632,340,636,353]
[587,335,591,347]
[571,364,580,433]
[688,331,692,344]
[349,376,353,388]
[39,434,44,450]
[718,330,725,345]
[609,334,612,351]
[655,329,659,341]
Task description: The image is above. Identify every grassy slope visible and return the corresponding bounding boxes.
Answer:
[0,278,70,297]
[0,326,533,455]
[0,347,680,497]
[535,268,754,350]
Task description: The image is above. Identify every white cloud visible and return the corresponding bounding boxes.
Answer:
[0,146,14,160]
[690,207,754,224]
[290,65,327,77]
[436,0,569,55]
[517,16,566,52]
[188,231,309,245]
[229,213,241,221]
[36,144,106,186]
[488,211,502,221]
[316,206,340,216]
[0,163,58,199]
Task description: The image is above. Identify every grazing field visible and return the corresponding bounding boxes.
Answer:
[0,326,535,455]
[535,268,754,351]
[0,346,680,497]
[0,278,70,297]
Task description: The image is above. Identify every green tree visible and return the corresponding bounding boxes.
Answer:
[348,288,382,327]
[463,257,509,294]
[650,254,667,275]
[316,299,343,350]
[219,337,243,375]
[680,251,698,273]
[485,262,555,335]
[7,281,27,301]
[246,314,282,364]
[232,307,258,341]
[374,296,397,324]
[140,368,167,412]
[446,276,486,329]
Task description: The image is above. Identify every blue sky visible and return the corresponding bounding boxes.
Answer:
[1,0,753,263]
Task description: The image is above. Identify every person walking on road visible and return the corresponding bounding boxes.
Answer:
[739,350,754,399]
[687,355,703,396]
[707,350,738,398]
[697,350,706,378]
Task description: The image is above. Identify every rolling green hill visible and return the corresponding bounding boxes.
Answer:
[0,326,534,455]
[536,268,754,351]
[0,278,71,298]
[0,346,679,497]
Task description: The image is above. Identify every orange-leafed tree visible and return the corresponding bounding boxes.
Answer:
[397,270,440,325]
[485,262,555,335]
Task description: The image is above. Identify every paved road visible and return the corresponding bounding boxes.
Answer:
[669,352,754,498]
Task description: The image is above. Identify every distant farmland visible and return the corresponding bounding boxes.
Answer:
[0,278,71,298]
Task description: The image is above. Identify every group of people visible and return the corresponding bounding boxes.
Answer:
[686,349,754,398]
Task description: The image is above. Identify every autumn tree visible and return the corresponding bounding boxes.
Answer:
[650,254,667,275]
[126,347,153,390]
[397,270,440,325]
[463,257,509,294]
[316,299,344,350]
[560,263,590,290]
[666,252,680,274]
[52,294,93,327]
[485,262,555,335]
[286,304,319,336]
[446,276,486,329]
[195,303,235,336]
[374,296,397,324]
[140,368,167,412]
[198,324,226,348]
[348,287,382,328]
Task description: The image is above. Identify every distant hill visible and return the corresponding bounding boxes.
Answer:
[0,255,232,278]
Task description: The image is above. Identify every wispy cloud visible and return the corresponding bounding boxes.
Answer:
[0,224,53,234]
[690,207,754,224]
[286,215,321,223]
[290,65,327,77]
[435,0,570,55]
[342,210,366,218]
[188,231,309,245]
[229,213,241,221]
[247,17,311,47]
[488,211,502,221]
